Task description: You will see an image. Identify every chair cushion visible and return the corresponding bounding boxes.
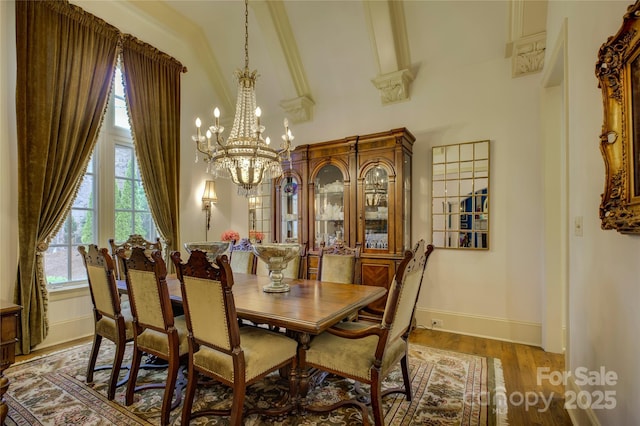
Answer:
[230,251,255,274]
[95,301,134,342]
[136,315,189,357]
[87,264,118,316]
[127,270,165,329]
[321,254,355,284]
[305,321,406,382]
[192,326,297,383]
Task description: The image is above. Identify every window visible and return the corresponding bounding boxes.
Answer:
[44,157,97,286]
[114,144,155,242]
[45,65,157,288]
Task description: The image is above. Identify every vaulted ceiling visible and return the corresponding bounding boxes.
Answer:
[122,0,547,129]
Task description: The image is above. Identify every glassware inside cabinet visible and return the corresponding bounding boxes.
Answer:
[314,164,344,249]
[280,176,299,242]
[364,166,388,250]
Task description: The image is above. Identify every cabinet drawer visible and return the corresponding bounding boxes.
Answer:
[1,310,19,367]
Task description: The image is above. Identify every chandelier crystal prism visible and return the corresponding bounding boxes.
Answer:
[193,0,293,197]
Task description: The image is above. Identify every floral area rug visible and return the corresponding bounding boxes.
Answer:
[5,341,508,425]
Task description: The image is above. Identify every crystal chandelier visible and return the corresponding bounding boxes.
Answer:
[193,0,293,197]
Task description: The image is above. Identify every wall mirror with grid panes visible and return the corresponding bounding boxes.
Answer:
[432,140,490,249]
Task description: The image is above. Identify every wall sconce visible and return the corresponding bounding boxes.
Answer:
[202,180,217,240]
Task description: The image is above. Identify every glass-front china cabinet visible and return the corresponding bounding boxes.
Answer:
[272,128,414,316]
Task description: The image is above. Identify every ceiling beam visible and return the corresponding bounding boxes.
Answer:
[252,0,314,123]
[363,0,415,105]
[506,0,547,78]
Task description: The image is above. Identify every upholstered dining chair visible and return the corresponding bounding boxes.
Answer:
[118,247,188,426]
[317,241,361,284]
[229,238,256,275]
[109,234,162,280]
[171,250,299,426]
[317,242,361,321]
[299,240,434,426]
[78,244,134,401]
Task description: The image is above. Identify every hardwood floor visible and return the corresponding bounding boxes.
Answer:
[18,330,572,425]
[410,328,573,426]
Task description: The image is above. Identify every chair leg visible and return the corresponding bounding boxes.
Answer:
[107,340,127,400]
[400,355,412,401]
[229,380,246,426]
[86,334,102,384]
[160,356,179,426]
[181,364,197,426]
[125,346,143,406]
[370,380,384,426]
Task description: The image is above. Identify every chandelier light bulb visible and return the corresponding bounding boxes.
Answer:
[195,117,201,128]
[214,107,220,118]
[265,136,271,145]
[255,107,262,117]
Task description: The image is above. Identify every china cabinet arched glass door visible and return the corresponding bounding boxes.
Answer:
[363,165,390,251]
[279,176,299,243]
[313,164,345,250]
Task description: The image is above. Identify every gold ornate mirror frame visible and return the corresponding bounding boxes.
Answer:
[597,1,640,233]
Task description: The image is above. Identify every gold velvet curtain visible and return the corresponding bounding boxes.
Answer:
[15,0,185,354]
[121,35,185,264]
[15,0,120,354]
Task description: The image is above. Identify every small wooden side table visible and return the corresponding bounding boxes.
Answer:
[0,301,21,425]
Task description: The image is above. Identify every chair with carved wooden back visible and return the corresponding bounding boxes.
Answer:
[78,244,134,400]
[299,240,434,426]
[317,242,362,320]
[317,241,361,284]
[109,234,162,280]
[171,250,299,426]
[229,238,256,275]
[118,247,188,426]
[255,243,306,279]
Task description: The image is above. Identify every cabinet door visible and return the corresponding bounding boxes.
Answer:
[359,258,396,312]
[279,176,300,243]
[362,165,390,252]
[313,164,346,250]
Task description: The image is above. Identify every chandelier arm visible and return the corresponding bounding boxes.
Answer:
[214,133,227,153]
[195,140,213,160]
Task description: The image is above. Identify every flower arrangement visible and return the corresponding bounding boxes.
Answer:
[249,230,265,242]
[221,230,240,242]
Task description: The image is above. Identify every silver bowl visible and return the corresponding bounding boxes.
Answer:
[251,242,301,293]
[184,241,231,262]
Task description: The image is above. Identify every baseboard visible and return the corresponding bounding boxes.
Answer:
[415,308,542,347]
[34,315,94,351]
[565,376,602,426]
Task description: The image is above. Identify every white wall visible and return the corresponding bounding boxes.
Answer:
[547,1,640,424]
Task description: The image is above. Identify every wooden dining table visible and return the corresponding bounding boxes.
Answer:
[117,272,385,336]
